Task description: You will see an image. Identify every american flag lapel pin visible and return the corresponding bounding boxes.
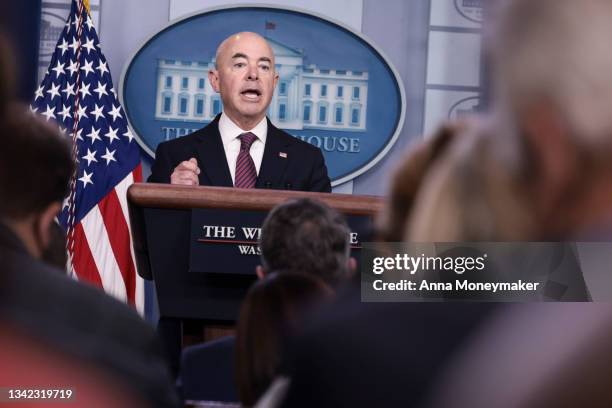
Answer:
[279,152,287,158]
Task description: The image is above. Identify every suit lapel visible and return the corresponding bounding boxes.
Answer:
[256,120,291,189]
[195,116,234,187]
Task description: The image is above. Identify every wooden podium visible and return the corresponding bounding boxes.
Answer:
[127,183,383,351]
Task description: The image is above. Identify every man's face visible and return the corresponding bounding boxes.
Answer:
[209,33,279,127]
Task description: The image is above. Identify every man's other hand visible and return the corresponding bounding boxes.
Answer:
[170,157,200,186]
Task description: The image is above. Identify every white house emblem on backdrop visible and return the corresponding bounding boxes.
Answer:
[121,6,405,186]
[154,38,368,133]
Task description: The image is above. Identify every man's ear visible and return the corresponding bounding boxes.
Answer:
[273,71,279,89]
[255,265,266,280]
[208,69,220,93]
[35,202,62,257]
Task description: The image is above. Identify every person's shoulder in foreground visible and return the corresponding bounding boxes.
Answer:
[0,225,179,407]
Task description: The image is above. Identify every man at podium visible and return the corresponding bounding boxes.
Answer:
[149,32,331,193]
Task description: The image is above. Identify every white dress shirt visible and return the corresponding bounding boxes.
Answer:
[218,112,267,185]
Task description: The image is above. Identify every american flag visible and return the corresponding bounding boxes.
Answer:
[31,0,144,313]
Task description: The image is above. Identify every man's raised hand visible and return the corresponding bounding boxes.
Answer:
[170,157,200,186]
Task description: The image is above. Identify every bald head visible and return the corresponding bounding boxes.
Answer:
[215,32,275,69]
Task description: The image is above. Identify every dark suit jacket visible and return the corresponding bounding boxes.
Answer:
[179,336,238,403]
[0,223,179,407]
[280,288,499,408]
[149,115,332,192]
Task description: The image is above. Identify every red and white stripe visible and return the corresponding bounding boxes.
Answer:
[71,165,144,315]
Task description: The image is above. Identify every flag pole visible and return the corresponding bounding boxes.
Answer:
[66,0,87,277]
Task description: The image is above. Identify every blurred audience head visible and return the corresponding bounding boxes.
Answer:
[487,0,612,238]
[377,121,465,242]
[0,104,74,258]
[259,198,354,286]
[407,120,536,241]
[235,272,333,406]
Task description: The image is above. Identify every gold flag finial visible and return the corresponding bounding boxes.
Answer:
[83,0,90,13]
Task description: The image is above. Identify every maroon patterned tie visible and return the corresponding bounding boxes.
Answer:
[234,132,258,188]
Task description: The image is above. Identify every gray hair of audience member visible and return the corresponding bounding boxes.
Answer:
[259,198,351,286]
[0,104,74,220]
[488,0,612,157]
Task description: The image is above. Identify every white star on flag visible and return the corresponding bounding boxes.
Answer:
[108,104,123,121]
[101,147,117,164]
[82,148,98,166]
[93,81,108,98]
[85,14,95,30]
[46,83,61,100]
[76,105,88,121]
[90,103,105,121]
[78,170,93,187]
[34,85,44,100]
[82,37,96,54]
[80,58,95,77]
[67,60,79,76]
[57,38,69,55]
[104,126,119,144]
[69,37,79,53]
[59,104,71,121]
[123,128,134,143]
[86,126,102,143]
[42,104,56,121]
[62,82,76,97]
[51,60,65,77]
[96,60,109,76]
[79,82,91,98]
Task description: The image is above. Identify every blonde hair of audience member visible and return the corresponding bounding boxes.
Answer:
[235,272,333,407]
[376,121,466,242]
[407,119,536,241]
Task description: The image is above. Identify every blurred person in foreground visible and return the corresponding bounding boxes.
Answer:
[0,104,178,407]
[179,198,352,403]
[411,0,612,242]
[251,130,498,407]
[409,0,612,406]
[236,272,333,407]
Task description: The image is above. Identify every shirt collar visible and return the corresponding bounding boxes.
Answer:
[219,112,267,146]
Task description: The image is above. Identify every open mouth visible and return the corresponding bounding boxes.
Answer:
[241,89,262,100]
